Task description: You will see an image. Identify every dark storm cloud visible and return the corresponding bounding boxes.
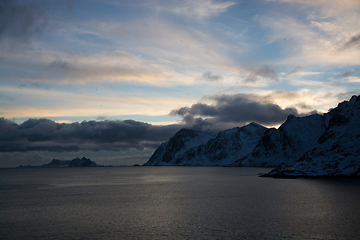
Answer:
[0,118,182,153]
[337,33,360,52]
[170,93,298,131]
[244,65,279,82]
[0,0,48,43]
[200,71,223,81]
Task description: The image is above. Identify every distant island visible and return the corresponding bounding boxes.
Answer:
[144,95,360,178]
[17,157,103,168]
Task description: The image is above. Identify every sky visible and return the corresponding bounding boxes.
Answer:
[0,0,359,167]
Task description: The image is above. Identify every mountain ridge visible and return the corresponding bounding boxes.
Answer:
[263,95,360,177]
[144,95,360,177]
[17,157,99,168]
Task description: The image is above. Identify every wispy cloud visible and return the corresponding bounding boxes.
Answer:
[0,0,74,46]
[259,86,355,114]
[0,0,48,43]
[169,0,236,19]
[244,65,279,83]
[337,33,360,52]
[336,70,355,78]
[199,71,223,81]
[103,19,236,69]
[0,86,198,118]
[347,77,360,83]
[105,0,236,20]
[49,60,71,70]
[258,1,360,66]
[1,17,239,86]
[2,49,172,85]
[267,0,360,9]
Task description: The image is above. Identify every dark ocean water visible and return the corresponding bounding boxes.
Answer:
[1,167,360,240]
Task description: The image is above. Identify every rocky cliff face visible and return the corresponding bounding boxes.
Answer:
[265,95,360,177]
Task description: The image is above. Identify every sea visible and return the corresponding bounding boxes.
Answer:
[1,167,360,240]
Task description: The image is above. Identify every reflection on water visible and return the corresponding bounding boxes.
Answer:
[1,167,359,239]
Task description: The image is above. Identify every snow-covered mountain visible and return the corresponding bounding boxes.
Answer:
[144,122,267,166]
[264,95,360,177]
[143,128,217,166]
[144,95,359,174]
[234,114,327,166]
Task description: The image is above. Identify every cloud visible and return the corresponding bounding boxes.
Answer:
[244,65,279,82]
[1,14,238,86]
[257,1,360,66]
[169,0,236,19]
[170,93,298,131]
[105,19,235,69]
[0,151,50,168]
[0,118,183,153]
[0,0,48,43]
[64,52,169,84]
[200,71,223,81]
[49,60,70,70]
[266,0,360,9]
[288,66,303,75]
[0,0,73,44]
[2,49,173,85]
[347,77,360,83]
[1,15,237,86]
[0,85,198,119]
[105,0,236,18]
[337,33,360,52]
[336,70,355,78]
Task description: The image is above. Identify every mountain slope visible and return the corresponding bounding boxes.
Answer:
[144,95,359,173]
[235,114,327,166]
[173,122,267,166]
[143,128,217,166]
[264,95,360,177]
[143,123,267,166]
[41,159,71,167]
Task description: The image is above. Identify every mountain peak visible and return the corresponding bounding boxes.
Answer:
[349,95,359,104]
[287,114,296,119]
[264,94,360,177]
[247,122,264,128]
